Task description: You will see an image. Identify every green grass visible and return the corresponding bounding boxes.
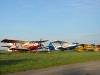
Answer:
[0,51,100,74]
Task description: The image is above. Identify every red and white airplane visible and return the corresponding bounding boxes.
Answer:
[1,39,48,52]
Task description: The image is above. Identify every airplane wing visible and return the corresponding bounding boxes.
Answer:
[1,46,11,48]
[1,39,48,43]
[9,48,29,51]
[1,39,26,43]
[52,40,67,44]
[30,40,48,43]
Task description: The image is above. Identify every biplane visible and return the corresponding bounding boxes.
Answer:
[48,40,79,51]
[1,39,48,52]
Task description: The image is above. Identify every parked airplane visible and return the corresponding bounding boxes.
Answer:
[1,39,48,52]
[48,40,79,51]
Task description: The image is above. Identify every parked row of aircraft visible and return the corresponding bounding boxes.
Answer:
[1,39,100,52]
[1,39,79,52]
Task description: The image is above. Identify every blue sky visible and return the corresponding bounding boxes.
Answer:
[0,0,100,43]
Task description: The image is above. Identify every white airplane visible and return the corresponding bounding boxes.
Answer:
[48,40,79,51]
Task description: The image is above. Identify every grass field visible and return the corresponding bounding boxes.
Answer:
[0,51,100,74]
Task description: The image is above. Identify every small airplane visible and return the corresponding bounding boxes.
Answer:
[1,39,48,52]
[48,40,79,51]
